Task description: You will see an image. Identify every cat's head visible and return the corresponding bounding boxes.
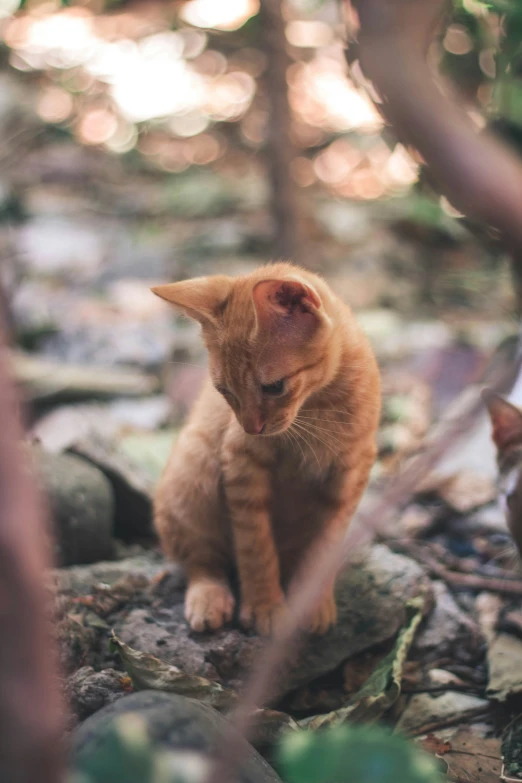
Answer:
[152,265,341,436]
[484,389,522,554]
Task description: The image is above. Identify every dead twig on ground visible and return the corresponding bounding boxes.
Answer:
[394,540,522,597]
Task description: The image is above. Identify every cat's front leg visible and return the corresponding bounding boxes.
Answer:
[223,436,285,636]
[299,442,377,635]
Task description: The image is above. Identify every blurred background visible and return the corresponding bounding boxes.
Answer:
[3,0,522,486]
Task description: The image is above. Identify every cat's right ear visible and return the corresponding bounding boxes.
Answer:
[482,388,522,452]
[151,276,233,327]
[252,277,330,343]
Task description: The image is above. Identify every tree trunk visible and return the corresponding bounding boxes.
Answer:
[258,0,304,262]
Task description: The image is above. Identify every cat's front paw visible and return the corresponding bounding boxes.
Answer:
[303,592,337,635]
[185,579,235,632]
[240,594,287,636]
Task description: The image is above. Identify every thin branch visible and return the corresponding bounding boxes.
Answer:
[209,346,520,782]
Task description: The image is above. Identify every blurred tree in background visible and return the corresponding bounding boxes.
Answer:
[1,0,522,348]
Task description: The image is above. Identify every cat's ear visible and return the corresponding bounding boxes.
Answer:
[483,389,522,452]
[252,277,329,340]
[151,276,232,327]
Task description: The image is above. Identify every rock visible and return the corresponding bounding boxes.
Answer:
[12,349,159,403]
[33,448,114,566]
[413,581,480,659]
[32,396,172,454]
[396,691,489,736]
[71,691,281,783]
[69,434,155,540]
[66,666,129,722]
[486,633,522,701]
[116,545,431,695]
[52,552,170,595]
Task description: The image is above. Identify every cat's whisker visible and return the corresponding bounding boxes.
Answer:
[296,413,348,432]
[290,422,320,469]
[294,417,347,450]
[286,427,306,463]
[292,419,344,466]
[301,408,356,420]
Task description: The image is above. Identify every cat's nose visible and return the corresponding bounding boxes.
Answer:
[243,414,265,435]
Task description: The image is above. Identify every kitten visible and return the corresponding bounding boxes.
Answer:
[152,263,381,636]
[484,390,522,558]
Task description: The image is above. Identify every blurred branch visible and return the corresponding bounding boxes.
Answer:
[345,0,522,309]
[0,290,64,783]
[211,349,521,782]
[258,0,304,261]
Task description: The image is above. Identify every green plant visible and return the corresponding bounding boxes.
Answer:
[278,725,445,783]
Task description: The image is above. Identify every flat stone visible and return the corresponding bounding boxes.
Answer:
[71,691,281,783]
[69,434,155,540]
[116,545,431,695]
[52,552,169,595]
[33,447,114,566]
[396,691,489,736]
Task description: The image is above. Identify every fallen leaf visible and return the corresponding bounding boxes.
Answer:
[110,632,236,710]
[420,734,451,756]
[444,730,502,783]
[302,594,427,729]
[109,633,299,748]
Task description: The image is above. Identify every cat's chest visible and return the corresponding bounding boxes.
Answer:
[272,436,337,482]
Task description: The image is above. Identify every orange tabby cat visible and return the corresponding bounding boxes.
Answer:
[152,263,381,636]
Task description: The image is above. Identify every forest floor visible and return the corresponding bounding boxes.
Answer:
[8,139,522,782]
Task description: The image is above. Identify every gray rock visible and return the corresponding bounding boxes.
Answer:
[71,691,281,783]
[395,691,489,735]
[116,545,431,695]
[69,434,155,540]
[413,580,480,659]
[52,552,170,595]
[66,666,128,722]
[33,448,114,566]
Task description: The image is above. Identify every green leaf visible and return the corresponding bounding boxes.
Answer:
[301,595,427,729]
[278,725,444,783]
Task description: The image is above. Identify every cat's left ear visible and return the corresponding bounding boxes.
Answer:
[252,277,330,341]
[151,276,233,327]
[483,389,522,452]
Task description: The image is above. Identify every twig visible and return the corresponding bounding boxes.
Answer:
[403,707,491,738]
[395,541,522,596]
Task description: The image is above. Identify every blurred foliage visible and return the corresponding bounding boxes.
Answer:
[278,726,445,783]
[70,713,208,783]
[443,0,522,138]
[69,713,445,783]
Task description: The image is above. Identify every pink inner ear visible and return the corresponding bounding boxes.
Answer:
[485,392,522,451]
[253,279,320,319]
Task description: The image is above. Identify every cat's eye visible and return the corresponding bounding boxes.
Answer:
[261,379,285,396]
